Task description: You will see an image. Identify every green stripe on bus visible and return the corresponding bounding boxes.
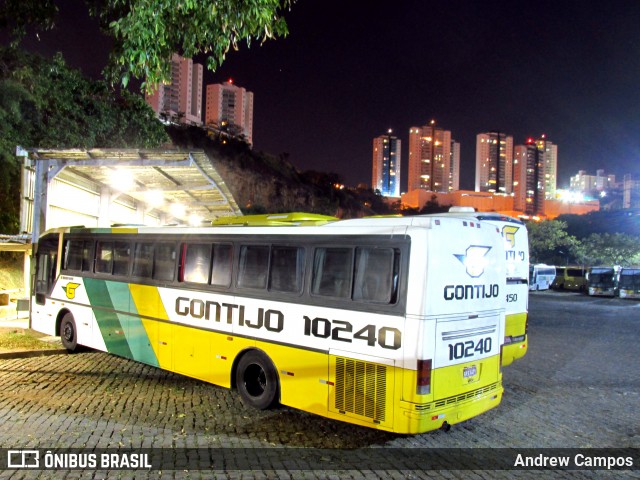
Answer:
[105,281,159,367]
[84,278,133,359]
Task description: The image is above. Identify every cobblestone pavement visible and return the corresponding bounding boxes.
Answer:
[0,292,638,479]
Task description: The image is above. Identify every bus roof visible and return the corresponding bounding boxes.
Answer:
[40,214,500,239]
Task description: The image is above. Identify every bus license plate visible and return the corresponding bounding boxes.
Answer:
[463,366,477,378]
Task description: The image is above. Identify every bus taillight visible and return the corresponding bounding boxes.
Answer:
[417,359,432,395]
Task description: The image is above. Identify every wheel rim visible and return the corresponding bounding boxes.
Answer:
[243,363,267,397]
[63,322,74,343]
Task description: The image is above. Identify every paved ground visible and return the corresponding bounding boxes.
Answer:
[0,291,638,479]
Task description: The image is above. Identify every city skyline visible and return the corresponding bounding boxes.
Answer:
[5,0,640,191]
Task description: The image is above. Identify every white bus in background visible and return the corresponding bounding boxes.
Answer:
[618,267,640,299]
[446,208,529,367]
[529,264,556,291]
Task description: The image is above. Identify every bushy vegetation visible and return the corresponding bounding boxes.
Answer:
[0,47,169,233]
[527,219,640,267]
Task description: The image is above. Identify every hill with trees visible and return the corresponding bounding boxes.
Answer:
[0,48,395,234]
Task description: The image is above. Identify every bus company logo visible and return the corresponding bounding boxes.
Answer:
[502,225,520,248]
[62,282,81,299]
[454,246,492,278]
[7,450,39,468]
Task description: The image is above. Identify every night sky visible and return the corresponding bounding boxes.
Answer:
[8,0,640,191]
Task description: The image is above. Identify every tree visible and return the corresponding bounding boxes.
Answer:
[527,220,583,265]
[0,48,169,232]
[581,233,640,266]
[0,0,293,90]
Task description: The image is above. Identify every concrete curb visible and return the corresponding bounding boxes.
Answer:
[0,349,68,360]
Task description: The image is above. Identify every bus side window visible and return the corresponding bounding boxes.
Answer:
[183,243,212,284]
[132,243,154,278]
[311,247,352,298]
[95,241,113,274]
[269,246,305,293]
[81,241,93,272]
[113,242,131,276]
[353,247,395,304]
[211,244,233,287]
[64,240,82,271]
[153,243,177,282]
[237,245,269,289]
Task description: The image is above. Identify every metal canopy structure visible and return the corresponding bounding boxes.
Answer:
[23,148,243,242]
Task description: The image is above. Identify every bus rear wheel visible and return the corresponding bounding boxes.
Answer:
[236,351,279,410]
[60,313,78,352]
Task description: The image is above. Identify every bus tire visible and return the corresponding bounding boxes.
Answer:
[236,350,279,410]
[60,313,78,352]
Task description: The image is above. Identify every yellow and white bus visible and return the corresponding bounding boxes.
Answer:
[445,208,529,367]
[31,215,506,434]
[618,267,640,299]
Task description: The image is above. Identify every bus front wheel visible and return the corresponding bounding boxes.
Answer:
[60,313,78,352]
[236,351,279,410]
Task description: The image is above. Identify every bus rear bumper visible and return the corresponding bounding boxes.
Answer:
[502,336,528,366]
[397,382,503,434]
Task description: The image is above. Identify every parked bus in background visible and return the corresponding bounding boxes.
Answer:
[617,267,640,299]
[529,264,556,291]
[551,266,587,292]
[30,214,506,434]
[586,266,618,297]
[446,208,528,367]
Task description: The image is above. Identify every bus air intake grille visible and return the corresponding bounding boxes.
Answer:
[432,383,499,409]
[334,357,386,422]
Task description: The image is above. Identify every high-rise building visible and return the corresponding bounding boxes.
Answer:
[449,140,461,192]
[205,80,254,146]
[372,130,401,197]
[513,140,545,216]
[537,135,558,199]
[145,53,203,125]
[570,170,616,193]
[407,120,453,193]
[475,132,513,194]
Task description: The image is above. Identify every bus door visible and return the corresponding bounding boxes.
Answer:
[34,235,60,306]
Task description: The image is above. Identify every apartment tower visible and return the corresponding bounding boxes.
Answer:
[372,130,401,197]
[537,135,558,199]
[205,80,254,146]
[513,140,545,216]
[145,53,203,125]
[407,120,454,193]
[475,131,514,194]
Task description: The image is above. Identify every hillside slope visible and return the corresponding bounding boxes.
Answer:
[167,126,385,218]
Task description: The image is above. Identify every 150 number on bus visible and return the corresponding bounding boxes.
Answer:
[448,337,492,361]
